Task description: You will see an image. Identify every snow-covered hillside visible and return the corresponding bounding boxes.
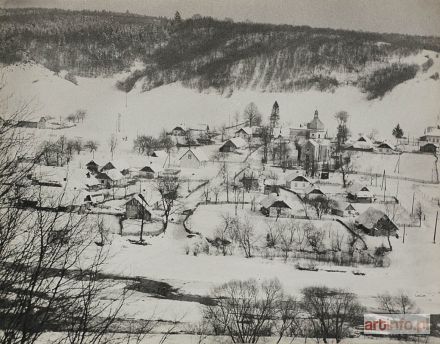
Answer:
[1,49,439,144]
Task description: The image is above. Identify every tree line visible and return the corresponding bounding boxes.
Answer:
[2,8,440,93]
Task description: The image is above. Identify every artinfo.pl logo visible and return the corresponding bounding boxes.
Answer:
[364,314,430,335]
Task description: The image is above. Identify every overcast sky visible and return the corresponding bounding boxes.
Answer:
[2,0,440,36]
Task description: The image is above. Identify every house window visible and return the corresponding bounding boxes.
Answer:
[188,154,192,159]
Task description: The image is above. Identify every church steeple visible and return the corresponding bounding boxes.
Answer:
[314,110,319,118]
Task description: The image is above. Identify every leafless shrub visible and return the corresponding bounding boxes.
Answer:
[301,286,365,343]
[376,291,417,314]
[203,279,300,344]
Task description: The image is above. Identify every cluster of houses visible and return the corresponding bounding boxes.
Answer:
[255,172,399,238]
[0,116,47,129]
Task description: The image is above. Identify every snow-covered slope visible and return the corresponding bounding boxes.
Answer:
[1,49,439,143]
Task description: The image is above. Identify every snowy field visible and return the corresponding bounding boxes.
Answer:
[1,49,440,145]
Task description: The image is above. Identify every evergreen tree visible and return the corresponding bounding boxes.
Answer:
[269,101,280,128]
[174,11,182,24]
[392,123,404,139]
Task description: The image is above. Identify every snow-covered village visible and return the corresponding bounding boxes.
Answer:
[1,2,440,344]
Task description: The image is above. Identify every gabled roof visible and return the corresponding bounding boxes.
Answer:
[125,194,152,213]
[172,125,186,132]
[377,142,395,150]
[98,169,123,181]
[150,150,168,158]
[229,137,247,148]
[286,174,312,183]
[101,160,129,172]
[221,137,247,150]
[260,194,293,209]
[347,183,371,195]
[355,207,398,232]
[333,201,356,212]
[235,127,252,135]
[86,160,102,167]
[179,148,208,162]
[140,165,155,173]
[304,185,324,195]
[357,135,373,145]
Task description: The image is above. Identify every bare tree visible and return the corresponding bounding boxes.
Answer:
[203,278,300,344]
[211,184,222,203]
[304,195,334,219]
[75,109,87,123]
[0,108,127,344]
[84,140,99,158]
[156,176,180,231]
[212,214,234,256]
[109,134,118,159]
[243,102,262,127]
[376,291,417,314]
[301,286,365,344]
[338,152,354,188]
[304,223,325,253]
[73,138,83,155]
[229,216,256,258]
[276,220,300,262]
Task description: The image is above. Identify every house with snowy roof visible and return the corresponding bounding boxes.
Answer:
[345,136,374,151]
[331,201,358,217]
[260,193,305,218]
[219,137,247,153]
[285,173,313,190]
[375,142,396,154]
[125,194,152,220]
[355,207,399,237]
[420,125,440,144]
[235,127,252,141]
[96,169,125,188]
[101,160,130,175]
[179,148,208,168]
[347,183,374,203]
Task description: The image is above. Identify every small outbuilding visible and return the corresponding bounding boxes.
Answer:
[347,183,374,203]
[331,201,357,217]
[125,194,152,220]
[355,207,399,237]
[376,142,395,154]
[219,137,247,153]
[260,194,293,218]
[420,142,438,154]
[139,165,156,179]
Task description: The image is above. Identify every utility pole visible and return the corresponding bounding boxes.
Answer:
[403,225,406,244]
[411,192,415,216]
[434,211,438,244]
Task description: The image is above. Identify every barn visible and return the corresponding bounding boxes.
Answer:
[179,148,208,168]
[355,207,399,237]
[219,137,247,153]
[125,194,152,220]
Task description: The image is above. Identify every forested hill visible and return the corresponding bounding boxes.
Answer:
[2,8,440,97]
